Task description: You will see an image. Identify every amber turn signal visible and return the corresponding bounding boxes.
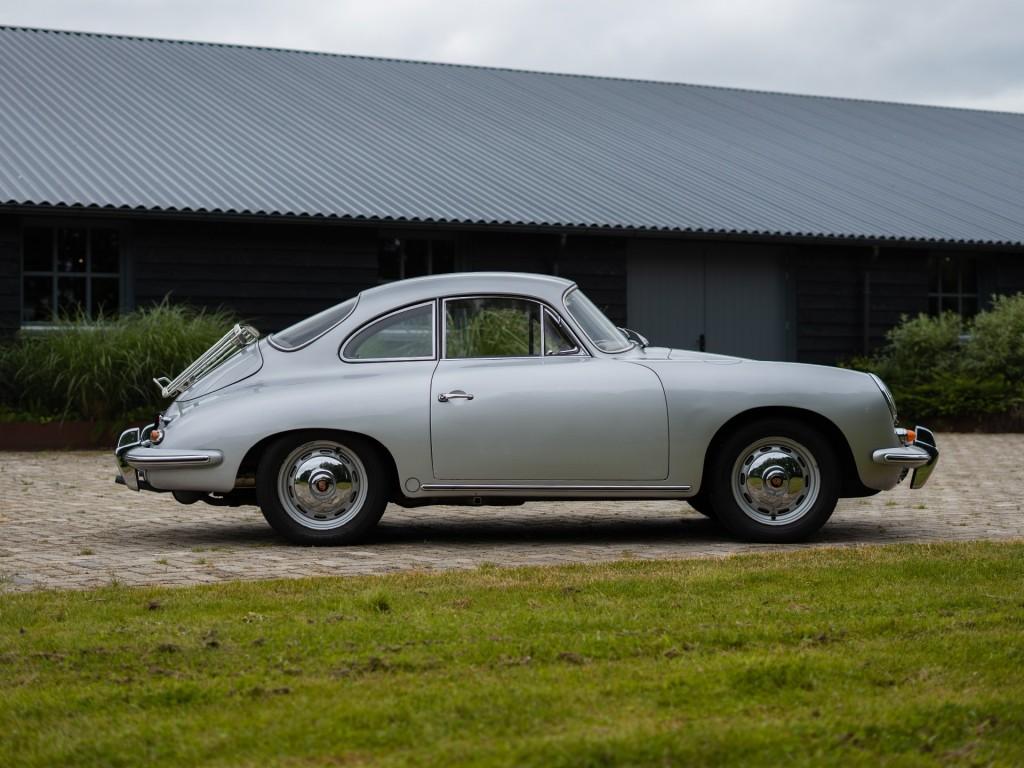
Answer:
[905,429,916,444]
[149,428,164,444]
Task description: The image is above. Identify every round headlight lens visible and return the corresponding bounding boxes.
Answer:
[869,373,898,422]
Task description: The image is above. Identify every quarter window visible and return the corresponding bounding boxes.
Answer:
[343,303,435,360]
[543,309,578,355]
[22,226,123,323]
[445,297,541,358]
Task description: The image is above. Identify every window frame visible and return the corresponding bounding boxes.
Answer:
[440,294,588,361]
[377,232,461,284]
[927,253,978,318]
[339,300,438,363]
[19,220,130,327]
[562,286,633,354]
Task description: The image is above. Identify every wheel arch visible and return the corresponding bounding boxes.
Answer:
[701,406,874,499]
[238,428,402,501]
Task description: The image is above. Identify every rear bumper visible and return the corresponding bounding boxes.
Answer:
[872,425,939,490]
[114,426,222,492]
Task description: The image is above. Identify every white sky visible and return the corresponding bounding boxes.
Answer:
[2,0,1024,112]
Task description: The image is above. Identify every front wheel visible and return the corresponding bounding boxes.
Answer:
[257,433,389,545]
[709,419,840,543]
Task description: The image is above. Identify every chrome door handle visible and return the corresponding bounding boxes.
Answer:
[438,390,474,402]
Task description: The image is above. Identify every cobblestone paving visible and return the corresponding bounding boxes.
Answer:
[0,434,1019,592]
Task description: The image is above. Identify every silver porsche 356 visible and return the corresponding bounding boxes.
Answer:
[115,272,938,544]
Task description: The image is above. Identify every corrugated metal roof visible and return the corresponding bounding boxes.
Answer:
[1,25,1023,245]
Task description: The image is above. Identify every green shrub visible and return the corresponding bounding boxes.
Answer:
[848,294,1024,422]
[0,301,239,422]
[965,293,1024,382]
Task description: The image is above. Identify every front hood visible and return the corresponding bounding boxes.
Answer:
[177,340,264,402]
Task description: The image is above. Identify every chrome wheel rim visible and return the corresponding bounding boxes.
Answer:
[731,436,820,526]
[277,441,367,530]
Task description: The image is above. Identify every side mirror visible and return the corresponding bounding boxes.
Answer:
[618,327,649,349]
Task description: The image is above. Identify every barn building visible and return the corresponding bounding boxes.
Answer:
[1,26,1023,363]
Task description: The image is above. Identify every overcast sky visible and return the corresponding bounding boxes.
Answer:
[3,0,1023,113]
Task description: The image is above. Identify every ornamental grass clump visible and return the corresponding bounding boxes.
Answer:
[0,301,238,422]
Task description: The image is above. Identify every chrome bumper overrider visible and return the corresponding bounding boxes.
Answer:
[114,426,222,492]
[872,425,939,490]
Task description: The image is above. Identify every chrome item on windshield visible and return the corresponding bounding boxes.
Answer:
[618,327,649,348]
[153,323,260,398]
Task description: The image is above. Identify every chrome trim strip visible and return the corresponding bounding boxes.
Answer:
[124,450,223,469]
[419,483,691,492]
[872,447,931,466]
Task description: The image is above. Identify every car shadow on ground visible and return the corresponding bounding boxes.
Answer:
[132,509,897,550]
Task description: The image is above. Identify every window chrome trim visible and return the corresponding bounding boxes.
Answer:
[339,300,437,363]
[562,285,633,354]
[440,294,588,360]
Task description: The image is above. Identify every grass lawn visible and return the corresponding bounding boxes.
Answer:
[1,542,1023,767]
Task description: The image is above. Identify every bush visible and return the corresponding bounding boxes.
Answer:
[966,293,1024,382]
[847,294,1024,423]
[0,301,239,422]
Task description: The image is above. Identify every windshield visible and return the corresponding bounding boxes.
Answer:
[564,288,631,353]
[271,297,357,350]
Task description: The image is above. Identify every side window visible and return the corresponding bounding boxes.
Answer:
[445,297,541,358]
[543,309,579,355]
[343,302,435,361]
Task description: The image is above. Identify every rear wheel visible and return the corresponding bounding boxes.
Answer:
[257,433,388,545]
[709,419,839,543]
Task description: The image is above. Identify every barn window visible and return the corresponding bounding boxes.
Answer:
[378,236,457,282]
[21,225,125,324]
[927,254,977,318]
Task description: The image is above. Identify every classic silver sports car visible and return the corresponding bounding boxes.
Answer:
[115,272,938,544]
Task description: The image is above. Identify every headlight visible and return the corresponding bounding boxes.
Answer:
[869,373,898,422]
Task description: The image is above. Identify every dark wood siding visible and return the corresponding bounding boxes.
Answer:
[794,246,930,364]
[559,235,627,325]
[0,214,18,334]
[131,219,378,332]
[459,231,627,325]
[987,252,1024,299]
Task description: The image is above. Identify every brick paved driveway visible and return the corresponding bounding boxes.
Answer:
[0,433,1020,591]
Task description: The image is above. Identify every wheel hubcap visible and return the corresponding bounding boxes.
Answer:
[277,441,367,530]
[731,437,820,526]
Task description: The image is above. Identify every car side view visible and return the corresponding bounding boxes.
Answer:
[115,272,938,544]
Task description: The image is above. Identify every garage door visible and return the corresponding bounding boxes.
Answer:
[627,241,794,361]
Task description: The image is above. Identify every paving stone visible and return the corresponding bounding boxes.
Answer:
[0,435,1020,592]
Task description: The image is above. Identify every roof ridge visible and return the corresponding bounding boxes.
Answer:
[1,24,1022,117]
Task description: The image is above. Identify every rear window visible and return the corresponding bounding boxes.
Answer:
[270,297,357,350]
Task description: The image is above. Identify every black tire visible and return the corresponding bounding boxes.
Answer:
[686,491,716,518]
[257,431,389,545]
[708,418,839,543]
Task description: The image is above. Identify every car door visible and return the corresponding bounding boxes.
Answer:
[430,296,669,481]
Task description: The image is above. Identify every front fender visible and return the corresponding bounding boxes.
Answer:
[638,360,901,493]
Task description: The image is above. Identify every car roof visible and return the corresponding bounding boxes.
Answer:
[357,272,577,308]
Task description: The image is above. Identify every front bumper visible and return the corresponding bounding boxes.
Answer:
[114,426,223,492]
[872,425,939,490]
